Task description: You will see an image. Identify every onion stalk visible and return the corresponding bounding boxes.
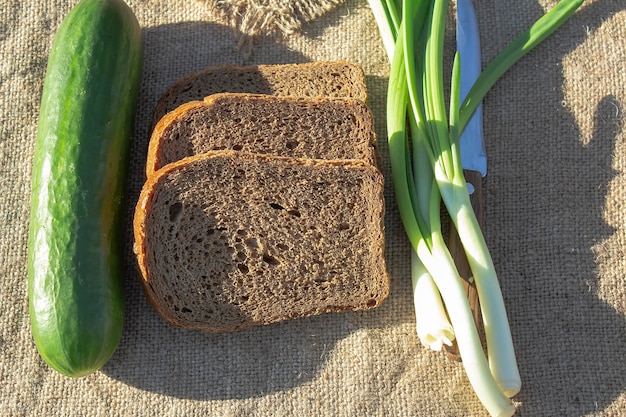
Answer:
[367,0,584,415]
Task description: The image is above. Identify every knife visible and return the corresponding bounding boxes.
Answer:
[445,0,486,360]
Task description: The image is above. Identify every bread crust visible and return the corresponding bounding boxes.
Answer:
[145,100,206,178]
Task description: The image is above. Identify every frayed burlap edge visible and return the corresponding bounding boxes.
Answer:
[196,0,346,53]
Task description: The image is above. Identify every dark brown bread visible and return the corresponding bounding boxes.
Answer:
[146,93,379,177]
[133,151,389,333]
[151,61,368,128]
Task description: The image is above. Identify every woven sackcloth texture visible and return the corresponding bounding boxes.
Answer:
[194,0,347,37]
[194,0,347,55]
[1,0,625,415]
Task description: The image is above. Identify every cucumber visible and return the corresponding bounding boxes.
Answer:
[28,0,143,377]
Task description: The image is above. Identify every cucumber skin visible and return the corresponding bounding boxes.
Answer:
[28,0,143,377]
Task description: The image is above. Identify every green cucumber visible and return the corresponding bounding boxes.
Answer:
[28,0,143,377]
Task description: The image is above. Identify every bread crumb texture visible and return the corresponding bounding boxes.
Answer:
[136,151,389,332]
[151,94,377,173]
[151,61,368,127]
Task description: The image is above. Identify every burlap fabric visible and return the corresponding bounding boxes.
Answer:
[1,0,625,415]
[195,0,348,52]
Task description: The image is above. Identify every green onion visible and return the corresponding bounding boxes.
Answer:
[411,251,454,350]
[385,6,516,416]
[367,0,583,415]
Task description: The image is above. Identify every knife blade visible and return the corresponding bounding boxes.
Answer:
[445,0,486,360]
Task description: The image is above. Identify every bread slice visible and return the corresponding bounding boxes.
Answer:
[151,61,368,128]
[133,150,389,333]
[145,93,379,177]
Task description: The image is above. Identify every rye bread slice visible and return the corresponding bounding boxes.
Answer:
[151,61,368,128]
[133,150,389,333]
[145,93,379,177]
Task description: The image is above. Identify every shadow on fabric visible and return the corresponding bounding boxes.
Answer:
[477,1,626,415]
